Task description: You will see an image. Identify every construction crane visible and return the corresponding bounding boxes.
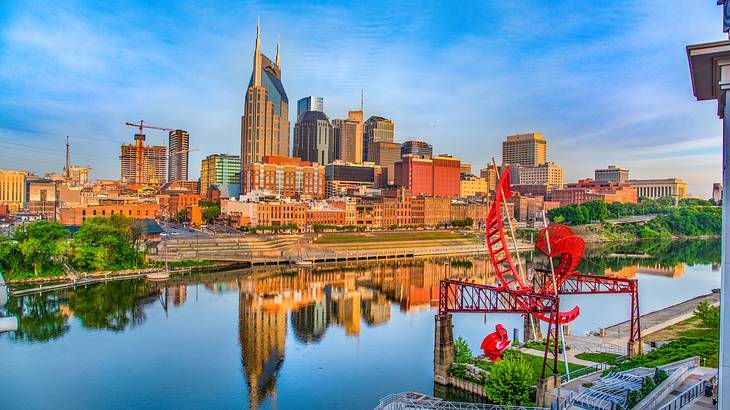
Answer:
[125,120,175,135]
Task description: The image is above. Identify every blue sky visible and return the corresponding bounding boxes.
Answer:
[0,1,723,197]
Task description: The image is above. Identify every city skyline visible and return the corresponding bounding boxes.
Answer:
[0,2,722,197]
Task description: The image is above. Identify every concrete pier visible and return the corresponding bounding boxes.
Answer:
[433,314,454,385]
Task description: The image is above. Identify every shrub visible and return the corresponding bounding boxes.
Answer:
[483,351,535,406]
[694,301,720,333]
[454,336,473,364]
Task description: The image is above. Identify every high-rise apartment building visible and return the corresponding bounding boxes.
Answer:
[369,141,401,184]
[0,170,28,212]
[200,154,241,198]
[241,23,290,172]
[332,110,363,163]
[168,129,190,182]
[120,134,167,185]
[363,116,394,162]
[400,140,433,159]
[293,111,334,165]
[502,133,547,166]
[595,165,629,183]
[297,96,323,120]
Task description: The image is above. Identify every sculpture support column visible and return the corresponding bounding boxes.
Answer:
[434,314,454,385]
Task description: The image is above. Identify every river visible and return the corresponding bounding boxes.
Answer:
[0,239,720,409]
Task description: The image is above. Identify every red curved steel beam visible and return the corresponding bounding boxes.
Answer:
[485,167,529,292]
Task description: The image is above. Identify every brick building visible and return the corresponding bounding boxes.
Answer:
[412,196,451,226]
[394,154,461,197]
[60,202,160,225]
[243,155,325,199]
[551,179,638,206]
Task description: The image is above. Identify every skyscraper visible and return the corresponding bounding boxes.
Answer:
[201,154,241,198]
[293,111,334,165]
[401,140,433,159]
[121,133,167,185]
[241,22,290,174]
[332,110,363,163]
[363,116,394,162]
[297,96,323,120]
[502,133,547,166]
[168,129,189,182]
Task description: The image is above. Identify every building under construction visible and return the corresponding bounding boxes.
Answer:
[121,133,167,185]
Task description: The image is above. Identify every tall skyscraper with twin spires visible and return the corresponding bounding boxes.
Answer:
[240,21,290,178]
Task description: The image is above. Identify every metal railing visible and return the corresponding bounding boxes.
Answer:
[560,361,610,384]
[657,379,709,410]
[374,392,548,410]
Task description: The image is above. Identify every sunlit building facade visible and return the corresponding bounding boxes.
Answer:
[241,23,290,172]
[363,116,394,162]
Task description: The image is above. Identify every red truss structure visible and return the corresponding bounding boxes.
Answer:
[439,279,563,379]
[437,166,642,386]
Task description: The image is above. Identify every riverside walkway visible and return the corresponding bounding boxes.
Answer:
[600,291,720,340]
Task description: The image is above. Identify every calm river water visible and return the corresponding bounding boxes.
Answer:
[0,239,720,409]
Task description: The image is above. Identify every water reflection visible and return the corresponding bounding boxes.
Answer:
[0,239,721,408]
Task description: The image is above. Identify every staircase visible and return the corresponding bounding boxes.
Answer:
[149,235,299,262]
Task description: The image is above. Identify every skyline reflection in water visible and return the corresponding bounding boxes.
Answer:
[0,239,720,409]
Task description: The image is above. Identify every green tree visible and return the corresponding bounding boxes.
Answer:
[453,336,473,363]
[13,221,69,276]
[175,209,188,223]
[69,215,143,271]
[0,236,22,276]
[695,301,720,334]
[202,205,220,223]
[483,351,535,406]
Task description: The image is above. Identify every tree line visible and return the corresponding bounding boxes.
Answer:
[546,199,721,238]
[0,215,145,280]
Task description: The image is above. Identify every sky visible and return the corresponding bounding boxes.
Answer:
[0,1,724,197]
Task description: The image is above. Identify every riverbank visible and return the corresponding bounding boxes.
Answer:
[570,223,720,243]
[5,261,242,287]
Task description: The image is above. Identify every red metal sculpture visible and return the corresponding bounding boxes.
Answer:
[480,324,510,361]
[437,166,643,384]
[485,168,582,323]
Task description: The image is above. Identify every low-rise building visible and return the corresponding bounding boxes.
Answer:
[510,162,564,193]
[381,189,412,227]
[0,170,28,212]
[450,201,488,226]
[243,155,325,199]
[460,176,488,198]
[551,179,637,206]
[325,161,386,197]
[412,196,451,226]
[625,178,687,200]
[60,202,160,225]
